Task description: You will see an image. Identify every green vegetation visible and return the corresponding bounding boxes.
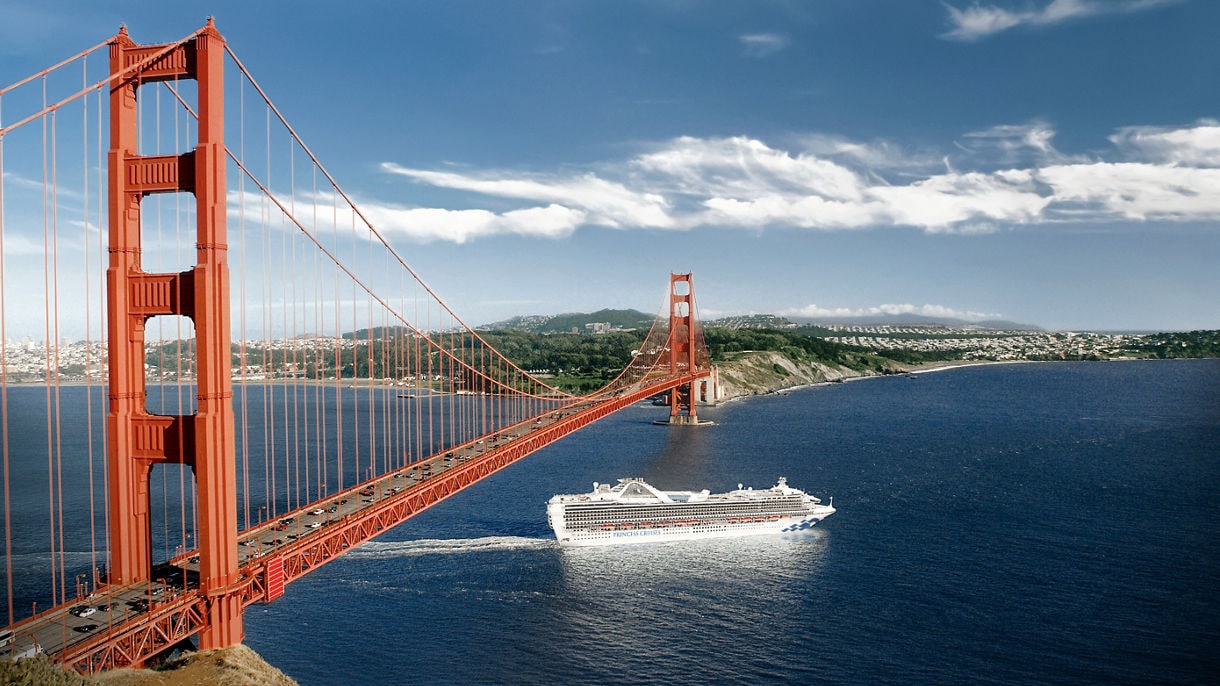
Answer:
[128,323,1219,395]
[485,309,654,333]
[1130,330,1220,358]
[703,327,957,372]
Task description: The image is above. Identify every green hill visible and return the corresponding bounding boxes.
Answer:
[482,309,654,333]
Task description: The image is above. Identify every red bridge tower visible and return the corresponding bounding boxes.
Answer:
[666,273,710,425]
[106,19,242,649]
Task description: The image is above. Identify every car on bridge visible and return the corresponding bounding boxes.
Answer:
[69,606,96,618]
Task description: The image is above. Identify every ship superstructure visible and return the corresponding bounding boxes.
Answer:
[546,477,834,546]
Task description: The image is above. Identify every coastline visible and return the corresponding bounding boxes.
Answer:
[711,354,1031,403]
[709,355,1191,404]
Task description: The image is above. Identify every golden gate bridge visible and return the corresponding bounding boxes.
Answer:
[0,21,713,673]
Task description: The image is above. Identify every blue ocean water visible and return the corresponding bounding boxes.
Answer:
[237,360,1220,685]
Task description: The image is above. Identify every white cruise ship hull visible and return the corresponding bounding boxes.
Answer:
[546,477,835,547]
[548,505,835,547]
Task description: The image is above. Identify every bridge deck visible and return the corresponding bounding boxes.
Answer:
[6,373,704,672]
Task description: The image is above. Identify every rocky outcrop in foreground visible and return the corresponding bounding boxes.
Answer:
[93,645,297,686]
[2,646,297,686]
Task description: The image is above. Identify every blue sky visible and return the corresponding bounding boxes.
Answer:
[3,0,1219,332]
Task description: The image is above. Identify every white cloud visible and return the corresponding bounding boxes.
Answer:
[867,169,1049,231]
[942,0,1182,41]
[377,121,1220,241]
[633,135,867,203]
[1108,120,1220,166]
[361,204,583,244]
[381,162,672,229]
[780,303,1004,321]
[738,33,789,57]
[1038,162,1220,221]
[225,188,586,244]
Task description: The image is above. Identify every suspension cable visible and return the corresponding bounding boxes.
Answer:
[0,28,204,138]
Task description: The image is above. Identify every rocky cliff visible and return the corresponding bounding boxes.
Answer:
[714,351,872,400]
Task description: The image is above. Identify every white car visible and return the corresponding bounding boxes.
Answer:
[307,521,323,528]
[310,508,325,516]
[69,606,96,618]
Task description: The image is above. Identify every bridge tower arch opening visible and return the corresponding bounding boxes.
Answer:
[105,19,242,650]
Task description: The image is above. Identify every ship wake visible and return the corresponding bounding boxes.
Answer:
[347,536,553,559]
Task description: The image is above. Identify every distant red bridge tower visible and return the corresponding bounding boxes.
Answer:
[666,273,713,425]
[105,19,242,650]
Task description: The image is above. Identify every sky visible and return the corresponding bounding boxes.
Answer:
[2,0,1219,332]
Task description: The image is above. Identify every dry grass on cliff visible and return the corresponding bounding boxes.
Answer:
[716,351,858,399]
[2,646,296,686]
[95,646,296,686]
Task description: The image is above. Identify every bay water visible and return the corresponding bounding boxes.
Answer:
[236,360,1220,685]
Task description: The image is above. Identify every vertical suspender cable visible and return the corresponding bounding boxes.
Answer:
[332,194,342,492]
[172,81,188,562]
[262,105,272,517]
[41,77,59,608]
[174,79,188,561]
[264,105,275,519]
[365,285,374,478]
[238,71,251,532]
[81,57,99,580]
[311,168,320,501]
[280,169,290,514]
[414,295,422,464]
[425,300,433,458]
[0,85,14,626]
[95,86,110,582]
[382,304,389,473]
[351,209,359,485]
[290,142,300,511]
[52,105,69,605]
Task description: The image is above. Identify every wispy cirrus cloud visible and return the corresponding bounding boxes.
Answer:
[956,121,1069,165]
[942,0,1184,42]
[738,33,789,57]
[372,119,1220,242]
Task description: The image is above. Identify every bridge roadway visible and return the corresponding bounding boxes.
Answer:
[6,372,703,673]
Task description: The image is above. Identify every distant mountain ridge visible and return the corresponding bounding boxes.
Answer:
[481,309,655,333]
[480,309,1041,332]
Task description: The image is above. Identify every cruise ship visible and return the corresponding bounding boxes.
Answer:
[546,477,835,547]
